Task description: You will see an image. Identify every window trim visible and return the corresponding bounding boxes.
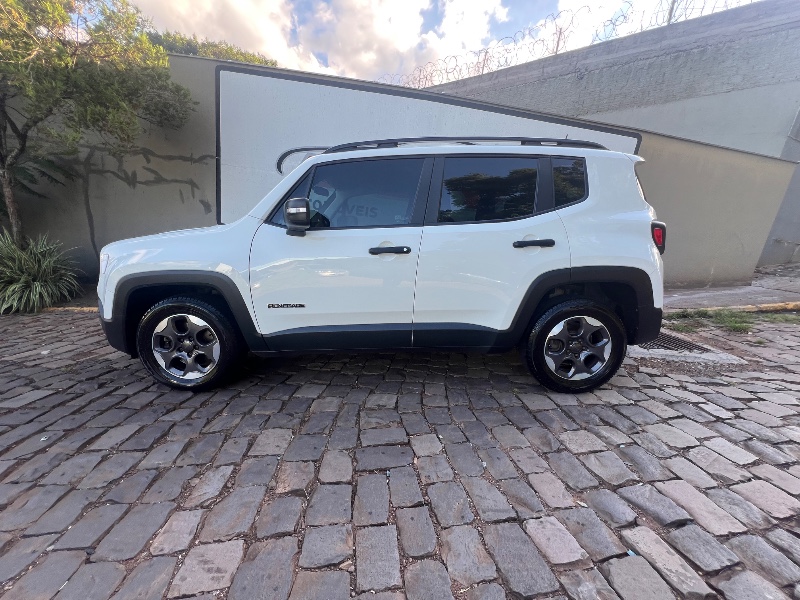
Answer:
[424,154,543,226]
[267,155,434,230]
[551,155,590,210]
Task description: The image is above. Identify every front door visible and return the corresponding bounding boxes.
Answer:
[413,154,572,348]
[250,156,432,350]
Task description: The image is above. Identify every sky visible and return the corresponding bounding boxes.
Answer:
[131,0,754,82]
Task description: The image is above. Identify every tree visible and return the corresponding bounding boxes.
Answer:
[149,31,277,67]
[0,0,193,247]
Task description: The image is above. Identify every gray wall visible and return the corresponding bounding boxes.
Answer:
[432,0,800,268]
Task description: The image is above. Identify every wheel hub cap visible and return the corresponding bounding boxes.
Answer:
[543,315,612,381]
[151,314,220,381]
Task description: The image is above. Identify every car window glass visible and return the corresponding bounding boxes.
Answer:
[553,157,587,208]
[270,171,312,226]
[438,157,537,223]
[307,158,425,228]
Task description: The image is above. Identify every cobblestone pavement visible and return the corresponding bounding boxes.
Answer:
[2,310,800,599]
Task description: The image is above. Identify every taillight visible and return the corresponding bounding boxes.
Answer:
[651,221,666,255]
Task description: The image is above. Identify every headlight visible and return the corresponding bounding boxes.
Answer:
[99,253,110,274]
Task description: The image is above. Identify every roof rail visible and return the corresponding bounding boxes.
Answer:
[323,136,608,154]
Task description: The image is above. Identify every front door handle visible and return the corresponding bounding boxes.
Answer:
[369,246,411,255]
[513,239,555,248]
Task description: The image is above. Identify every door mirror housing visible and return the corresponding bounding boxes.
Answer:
[284,197,311,236]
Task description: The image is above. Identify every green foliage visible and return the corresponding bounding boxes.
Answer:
[149,30,277,67]
[665,308,800,334]
[0,231,82,313]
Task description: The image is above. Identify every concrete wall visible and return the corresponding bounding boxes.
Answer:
[432,0,800,268]
[17,55,219,277]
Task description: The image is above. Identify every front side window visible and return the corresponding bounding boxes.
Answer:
[553,157,587,208]
[296,158,425,229]
[438,157,538,223]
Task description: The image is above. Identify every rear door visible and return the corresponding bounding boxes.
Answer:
[412,154,572,348]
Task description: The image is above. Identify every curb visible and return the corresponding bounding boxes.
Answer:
[664,302,800,314]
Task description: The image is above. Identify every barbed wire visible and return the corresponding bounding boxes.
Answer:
[379,0,757,88]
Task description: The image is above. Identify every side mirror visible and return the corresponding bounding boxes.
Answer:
[284,197,310,236]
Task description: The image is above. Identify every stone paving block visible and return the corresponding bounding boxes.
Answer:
[138,441,186,469]
[283,434,327,461]
[629,432,676,458]
[396,506,437,558]
[53,503,128,550]
[170,539,245,597]
[409,433,442,456]
[176,433,225,466]
[656,479,745,536]
[621,525,714,599]
[478,447,518,479]
[750,463,800,494]
[548,450,599,490]
[2,549,84,600]
[275,461,315,495]
[234,456,277,488]
[288,571,351,600]
[705,487,776,530]
[0,484,69,531]
[78,452,143,488]
[524,516,591,569]
[616,445,672,482]
[557,507,626,562]
[0,481,32,506]
[389,466,423,507]
[743,439,795,465]
[299,524,353,567]
[663,456,718,489]
[306,484,352,525]
[92,502,174,561]
[584,489,637,528]
[726,534,800,586]
[404,560,454,600]
[665,524,740,573]
[249,428,293,456]
[558,568,621,600]
[483,522,559,597]
[428,481,474,527]
[356,525,402,592]
[599,555,674,600]
[54,561,126,600]
[580,450,638,485]
[0,533,58,581]
[529,472,574,508]
[685,446,751,484]
[318,450,353,484]
[559,430,608,453]
[445,443,484,476]
[523,425,561,452]
[417,455,454,484]
[508,446,548,474]
[150,509,203,555]
[256,496,303,538]
[617,484,692,527]
[40,452,105,485]
[101,469,156,504]
[466,583,506,600]
[183,465,233,507]
[356,446,413,470]
[361,427,408,447]
[329,426,358,450]
[199,485,266,542]
[491,424,530,449]
[499,478,544,518]
[730,480,800,519]
[711,569,789,600]
[766,528,800,564]
[25,488,102,536]
[461,476,515,522]
[354,473,389,525]
[703,437,758,465]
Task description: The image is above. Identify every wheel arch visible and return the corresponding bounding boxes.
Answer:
[106,271,264,357]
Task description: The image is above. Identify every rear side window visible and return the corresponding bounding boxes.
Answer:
[553,157,587,208]
[438,157,538,223]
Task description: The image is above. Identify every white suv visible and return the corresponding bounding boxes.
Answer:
[97,137,665,393]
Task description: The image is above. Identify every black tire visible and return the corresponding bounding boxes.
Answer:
[524,298,627,393]
[136,296,242,391]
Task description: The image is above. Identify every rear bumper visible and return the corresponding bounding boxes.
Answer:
[634,306,662,344]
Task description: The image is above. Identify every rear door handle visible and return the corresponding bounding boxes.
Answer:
[369,246,411,255]
[513,239,555,248]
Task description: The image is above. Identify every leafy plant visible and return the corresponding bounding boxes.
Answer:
[0,231,82,313]
[149,31,277,67]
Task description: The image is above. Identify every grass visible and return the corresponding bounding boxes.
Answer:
[665,308,800,334]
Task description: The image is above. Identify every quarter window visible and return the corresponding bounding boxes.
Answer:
[438,157,538,223]
[553,158,587,208]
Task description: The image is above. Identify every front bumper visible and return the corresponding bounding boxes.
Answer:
[99,299,129,355]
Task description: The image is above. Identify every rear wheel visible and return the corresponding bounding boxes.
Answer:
[136,296,242,390]
[525,299,627,393]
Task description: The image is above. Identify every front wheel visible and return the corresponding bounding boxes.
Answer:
[136,296,242,391]
[525,299,627,393]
